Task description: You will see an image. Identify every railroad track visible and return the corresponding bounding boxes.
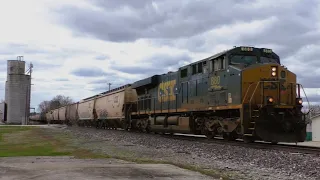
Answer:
[158,133,320,155]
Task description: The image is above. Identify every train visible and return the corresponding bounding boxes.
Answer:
[30,46,310,143]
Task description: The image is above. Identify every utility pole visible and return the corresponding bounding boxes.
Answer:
[108,83,111,91]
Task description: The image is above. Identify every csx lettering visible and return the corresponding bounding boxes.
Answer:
[158,80,176,102]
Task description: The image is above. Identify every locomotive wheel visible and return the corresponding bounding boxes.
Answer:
[223,131,237,141]
[145,125,151,133]
[205,130,215,139]
[243,136,254,143]
[271,141,278,144]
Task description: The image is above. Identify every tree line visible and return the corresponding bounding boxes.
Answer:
[36,95,74,117]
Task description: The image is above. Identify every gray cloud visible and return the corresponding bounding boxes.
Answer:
[89,77,133,93]
[32,61,61,71]
[306,95,320,104]
[110,53,192,75]
[52,0,318,44]
[53,0,274,42]
[71,67,111,77]
[95,54,109,60]
[0,62,7,72]
[50,0,320,94]
[55,78,69,81]
[0,43,48,55]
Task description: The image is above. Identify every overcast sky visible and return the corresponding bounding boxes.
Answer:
[0,0,319,110]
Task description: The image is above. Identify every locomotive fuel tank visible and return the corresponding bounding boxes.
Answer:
[151,115,191,133]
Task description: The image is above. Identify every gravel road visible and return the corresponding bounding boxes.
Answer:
[51,126,320,180]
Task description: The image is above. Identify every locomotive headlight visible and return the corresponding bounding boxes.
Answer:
[268,97,274,103]
[271,66,277,76]
[296,98,303,104]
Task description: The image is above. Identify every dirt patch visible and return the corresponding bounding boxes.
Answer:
[0,156,216,180]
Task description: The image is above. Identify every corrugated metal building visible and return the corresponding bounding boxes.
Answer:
[311,114,320,141]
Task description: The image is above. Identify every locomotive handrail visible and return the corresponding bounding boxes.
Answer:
[243,80,282,104]
[298,83,311,115]
[248,81,262,118]
[245,80,310,118]
[247,80,281,119]
[242,82,257,104]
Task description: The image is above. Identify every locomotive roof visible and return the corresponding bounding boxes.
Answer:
[179,47,232,69]
[179,46,279,69]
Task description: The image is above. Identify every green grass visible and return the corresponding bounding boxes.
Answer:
[0,126,107,158]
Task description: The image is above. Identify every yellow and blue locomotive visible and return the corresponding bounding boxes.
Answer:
[130,46,309,143]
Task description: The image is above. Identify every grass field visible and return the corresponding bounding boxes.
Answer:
[0,126,108,158]
[0,126,233,179]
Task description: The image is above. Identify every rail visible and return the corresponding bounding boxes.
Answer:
[242,81,311,118]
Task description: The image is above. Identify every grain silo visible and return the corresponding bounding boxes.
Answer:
[5,56,32,124]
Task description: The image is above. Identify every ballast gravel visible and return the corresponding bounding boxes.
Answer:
[52,126,320,180]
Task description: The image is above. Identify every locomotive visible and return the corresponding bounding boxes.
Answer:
[31,46,309,143]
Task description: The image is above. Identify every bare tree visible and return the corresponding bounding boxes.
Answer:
[37,100,51,113]
[51,95,73,107]
[37,95,74,115]
[309,104,320,118]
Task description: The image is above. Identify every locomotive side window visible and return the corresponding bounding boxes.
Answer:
[192,64,197,75]
[180,68,188,78]
[203,61,208,73]
[191,62,204,75]
[210,56,226,72]
[214,59,220,71]
[198,62,203,73]
[221,57,225,69]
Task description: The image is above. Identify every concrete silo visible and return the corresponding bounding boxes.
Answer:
[5,57,32,124]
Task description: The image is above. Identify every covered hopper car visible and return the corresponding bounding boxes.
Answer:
[41,46,310,143]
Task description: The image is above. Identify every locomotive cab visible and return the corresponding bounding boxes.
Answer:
[231,47,309,143]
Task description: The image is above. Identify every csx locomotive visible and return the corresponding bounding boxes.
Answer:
[31,46,309,143]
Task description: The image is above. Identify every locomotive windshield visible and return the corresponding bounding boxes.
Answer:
[260,56,280,64]
[230,55,258,66]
